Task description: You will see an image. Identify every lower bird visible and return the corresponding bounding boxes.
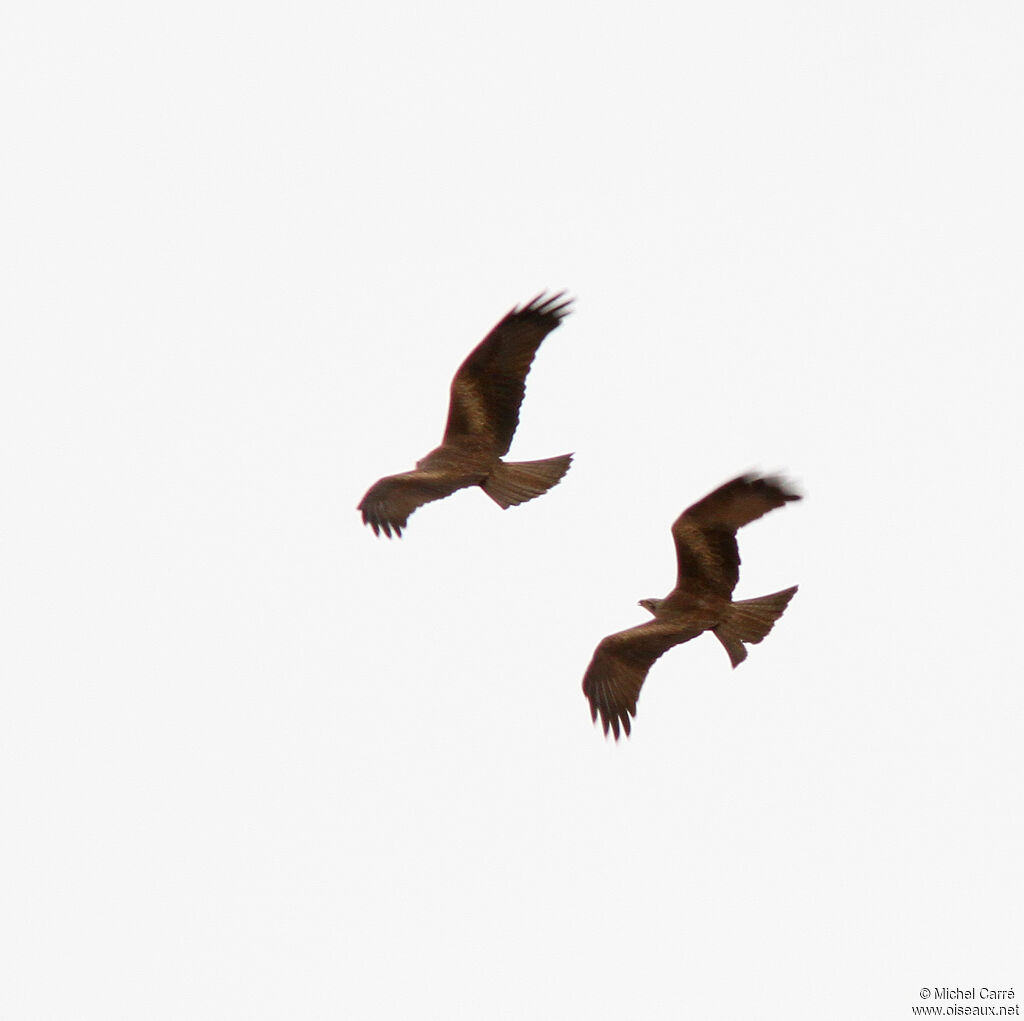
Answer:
[582,473,800,739]
[358,292,574,538]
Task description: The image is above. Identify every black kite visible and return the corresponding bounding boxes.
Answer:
[582,473,800,739]
[358,292,574,538]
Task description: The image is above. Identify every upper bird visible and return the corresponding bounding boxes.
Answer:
[582,473,800,739]
[358,292,574,538]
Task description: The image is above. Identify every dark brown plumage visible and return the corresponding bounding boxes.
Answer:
[358,292,574,538]
[582,473,801,739]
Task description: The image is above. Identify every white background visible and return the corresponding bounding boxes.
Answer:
[3,2,1022,1018]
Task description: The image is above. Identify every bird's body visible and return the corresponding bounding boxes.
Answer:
[582,473,800,739]
[413,438,495,493]
[639,589,725,620]
[358,292,573,537]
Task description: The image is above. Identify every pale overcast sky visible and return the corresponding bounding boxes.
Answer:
[4,2,1022,1018]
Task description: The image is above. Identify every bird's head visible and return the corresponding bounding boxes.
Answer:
[638,597,663,616]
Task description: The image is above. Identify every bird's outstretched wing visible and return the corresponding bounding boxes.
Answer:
[443,291,573,455]
[671,474,800,597]
[357,469,470,538]
[582,619,708,740]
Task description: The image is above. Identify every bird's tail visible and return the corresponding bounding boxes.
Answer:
[713,585,798,668]
[483,453,573,509]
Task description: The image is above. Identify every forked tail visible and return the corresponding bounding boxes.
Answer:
[482,453,573,509]
[713,585,798,668]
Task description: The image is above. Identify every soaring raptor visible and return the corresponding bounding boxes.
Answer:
[582,473,800,739]
[358,292,574,538]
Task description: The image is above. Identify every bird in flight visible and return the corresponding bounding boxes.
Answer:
[358,292,574,538]
[582,473,800,739]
